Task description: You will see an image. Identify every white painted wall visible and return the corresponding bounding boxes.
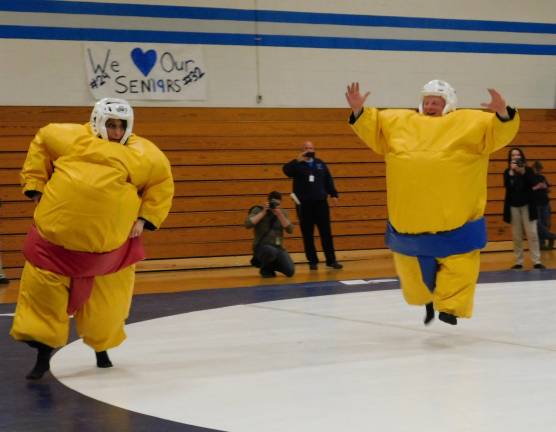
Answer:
[258,48,556,109]
[0,0,554,108]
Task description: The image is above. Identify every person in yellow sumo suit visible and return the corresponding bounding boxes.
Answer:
[345,80,519,326]
[11,98,174,379]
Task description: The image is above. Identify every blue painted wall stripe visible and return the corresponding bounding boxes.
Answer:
[0,1,258,22]
[1,1,555,34]
[261,34,556,55]
[1,25,555,56]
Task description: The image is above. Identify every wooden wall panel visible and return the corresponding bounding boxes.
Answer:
[1,107,555,278]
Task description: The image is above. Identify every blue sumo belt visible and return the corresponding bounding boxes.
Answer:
[385,218,487,292]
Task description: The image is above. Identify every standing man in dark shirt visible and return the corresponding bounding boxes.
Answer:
[503,147,544,269]
[283,141,342,270]
[531,160,556,250]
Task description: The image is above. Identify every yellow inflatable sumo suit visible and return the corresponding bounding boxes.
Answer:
[349,81,519,323]
[11,99,174,355]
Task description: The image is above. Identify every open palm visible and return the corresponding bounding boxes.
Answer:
[480,88,507,115]
[345,82,370,114]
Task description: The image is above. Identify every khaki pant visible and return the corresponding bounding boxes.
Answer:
[510,205,541,265]
[11,261,135,351]
[393,250,480,318]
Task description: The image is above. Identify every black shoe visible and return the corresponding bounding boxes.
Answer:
[326,262,343,269]
[424,302,435,325]
[534,263,546,270]
[0,276,9,285]
[438,312,458,325]
[511,264,523,270]
[96,351,113,368]
[309,263,318,270]
[25,341,54,380]
[260,270,276,278]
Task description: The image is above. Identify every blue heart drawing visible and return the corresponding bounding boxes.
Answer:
[130,48,157,77]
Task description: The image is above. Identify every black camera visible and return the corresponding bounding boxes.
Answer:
[268,198,280,209]
[515,158,524,168]
[304,151,315,158]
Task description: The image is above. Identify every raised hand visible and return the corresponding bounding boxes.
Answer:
[345,82,370,116]
[480,89,508,117]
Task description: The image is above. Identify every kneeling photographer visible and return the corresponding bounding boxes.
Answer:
[245,191,295,278]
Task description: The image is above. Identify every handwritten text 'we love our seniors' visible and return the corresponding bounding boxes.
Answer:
[87,47,205,94]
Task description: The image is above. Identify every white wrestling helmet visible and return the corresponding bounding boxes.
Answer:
[418,79,457,115]
[90,98,134,144]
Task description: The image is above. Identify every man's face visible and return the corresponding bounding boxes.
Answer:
[422,96,446,117]
[105,118,126,142]
[269,197,281,209]
[303,142,315,153]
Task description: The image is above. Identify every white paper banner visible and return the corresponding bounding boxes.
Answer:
[84,43,207,100]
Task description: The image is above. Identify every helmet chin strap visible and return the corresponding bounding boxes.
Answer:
[99,135,125,144]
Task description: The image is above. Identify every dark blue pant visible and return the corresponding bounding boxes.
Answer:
[296,200,337,265]
[536,204,556,241]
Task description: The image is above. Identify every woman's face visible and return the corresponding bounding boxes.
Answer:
[510,149,522,162]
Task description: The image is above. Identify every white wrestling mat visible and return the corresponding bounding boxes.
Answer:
[52,280,556,432]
